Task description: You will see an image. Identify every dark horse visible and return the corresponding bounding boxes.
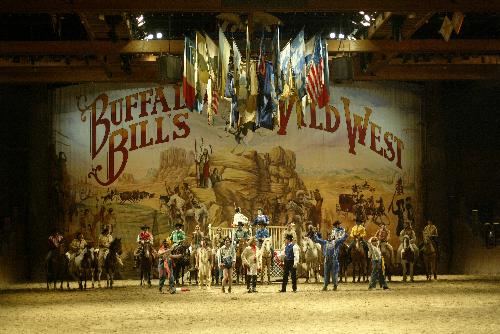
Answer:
[171,241,190,285]
[338,243,349,283]
[351,237,367,283]
[139,242,154,287]
[46,245,69,290]
[103,238,122,289]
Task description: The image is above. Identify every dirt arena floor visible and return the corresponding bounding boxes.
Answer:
[1,275,499,334]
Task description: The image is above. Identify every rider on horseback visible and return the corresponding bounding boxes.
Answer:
[347,219,368,264]
[232,221,249,246]
[255,221,270,248]
[422,219,439,259]
[397,221,419,260]
[99,227,123,267]
[66,232,87,262]
[170,222,186,247]
[46,228,64,262]
[134,225,154,268]
[374,222,394,262]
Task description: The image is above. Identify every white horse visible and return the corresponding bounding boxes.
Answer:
[400,235,416,282]
[197,246,212,289]
[302,237,321,283]
[258,238,273,285]
[68,247,93,290]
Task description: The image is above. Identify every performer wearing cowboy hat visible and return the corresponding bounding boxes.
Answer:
[170,222,186,247]
[232,221,249,246]
[133,224,154,268]
[255,221,270,248]
[367,236,389,290]
[313,220,349,291]
[279,234,300,293]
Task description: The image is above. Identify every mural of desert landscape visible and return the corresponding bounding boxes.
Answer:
[1,3,500,334]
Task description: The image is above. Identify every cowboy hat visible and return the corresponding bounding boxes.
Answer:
[237,221,244,226]
[174,222,184,228]
[285,234,294,241]
[140,224,150,230]
[333,220,342,226]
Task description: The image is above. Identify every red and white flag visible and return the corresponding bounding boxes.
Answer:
[183,36,196,110]
[306,35,329,108]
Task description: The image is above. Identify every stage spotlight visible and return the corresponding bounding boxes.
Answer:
[156,32,163,39]
[338,33,345,39]
[359,11,365,15]
[329,32,336,39]
[364,14,371,21]
[147,34,153,40]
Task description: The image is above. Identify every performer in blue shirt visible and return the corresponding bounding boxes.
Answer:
[279,234,300,293]
[313,221,349,291]
[253,208,269,227]
[255,221,270,247]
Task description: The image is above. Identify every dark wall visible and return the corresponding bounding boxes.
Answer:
[424,81,500,274]
[0,85,51,283]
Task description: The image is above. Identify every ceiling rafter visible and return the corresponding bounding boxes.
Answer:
[2,39,500,56]
[2,0,500,13]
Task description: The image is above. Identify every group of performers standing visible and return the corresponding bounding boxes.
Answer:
[46,200,439,294]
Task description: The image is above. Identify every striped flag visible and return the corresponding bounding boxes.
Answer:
[183,36,196,111]
[212,88,219,115]
[306,35,329,108]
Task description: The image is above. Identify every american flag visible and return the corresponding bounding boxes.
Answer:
[211,89,219,115]
[306,36,329,108]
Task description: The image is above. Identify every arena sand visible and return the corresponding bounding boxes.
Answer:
[1,275,499,334]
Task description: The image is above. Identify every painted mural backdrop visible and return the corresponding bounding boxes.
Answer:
[51,82,422,254]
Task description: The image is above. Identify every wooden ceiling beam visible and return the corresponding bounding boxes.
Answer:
[1,63,499,82]
[1,0,500,13]
[354,64,500,81]
[2,39,500,56]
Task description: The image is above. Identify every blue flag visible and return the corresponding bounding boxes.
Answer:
[290,30,306,99]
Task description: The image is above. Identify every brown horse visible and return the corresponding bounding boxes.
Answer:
[103,238,122,289]
[235,240,247,284]
[422,237,437,280]
[338,243,349,283]
[139,242,154,287]
[351,237,367,282]
[400,235,415,282]
[171,241,190,285]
